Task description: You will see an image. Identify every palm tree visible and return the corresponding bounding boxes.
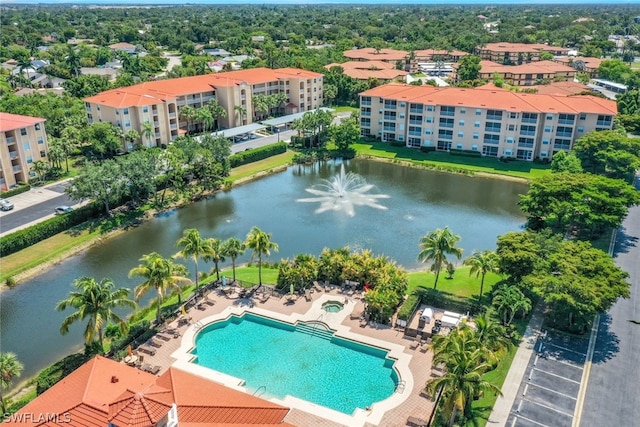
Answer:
[427,347,502,426]
[0,352,24,413]
[492,285,532,326]
[30,160,48,184]
[234,105,247,126]
[418,227,463,290]
[129,253,191,324]
[142,121,154,147]
[60,126,80,173]
[473,311,510,359]
[203,237,225,281]
[207,99,227,130]
[244,226,278,286]
[252,95,269,121]
[222,237,245,282]
[179,105,197,134]
[196,107,214,133]
[463,250,500,301]
[175,228,212,297]
[55,277,136,350]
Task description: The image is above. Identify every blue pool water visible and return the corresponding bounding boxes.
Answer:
[192,313,398,414]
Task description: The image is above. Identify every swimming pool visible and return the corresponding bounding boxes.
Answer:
[191,313,398,414]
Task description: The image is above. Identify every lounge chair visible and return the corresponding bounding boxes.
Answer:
[149,338,163,348]
[259,293,270,303]
[156,333,172,342]
[407,416,428,427]
[350,312,362,320]
[313,281,323,292]
[137,345,156,356]
[409,336,422,350]
[304,290,312,302]
[419,342,429,353]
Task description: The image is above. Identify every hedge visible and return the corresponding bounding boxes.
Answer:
[397,291,422,321]
[389,140,406,147]
[229,142,287,167]
[449,148,482,158]
[419,146,436,153]
[0,183,30,198]
[35,352,91,395]
[0,202,103,256]
[108,320,153,355]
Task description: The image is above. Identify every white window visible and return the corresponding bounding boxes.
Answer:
[476,109,482,115]
[473,133,479,139]
[474,121,480,127]
[505,149,513,156]
[457,131,464,137]
[472,144,478,150]
[577,126,584,132]
[544,126,552,132]
[459,119,465,126]
[546,114,553,120]
[541,150,548,157]
[507,137,514,143]
[427,105,434,111]
[543,138,550,145]
[460,108,466,114]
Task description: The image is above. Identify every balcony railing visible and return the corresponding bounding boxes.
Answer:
[554,144,571,150]
[168,112,176,119]
[409,108,423,114]
[361,100,372,106]
[9,152,18,159]
[440,123,454,129]
[521,118,537,124]
[486,114,502,121]
[408,131,421,136]
[12,165,21,172]
[383,126,396,132]
[440,110,455,117]
[558,119,575,125]
[520,130,536,136]
[596,120,611,127]
[518,142,535,148]
[383,115,397,121]
[556,132,572,138]
[360,111,371,117]
[6,136,15,144]
[170,124,178,130]
[409,120,422,125]
[384,104,397,110]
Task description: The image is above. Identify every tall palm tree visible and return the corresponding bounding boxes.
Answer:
[427,347,502,426]
[175,228,213,298]
[463,250,500,301]
[244,226,278,286]
[222,237,245,282]
[251,95,269,121]
[129,253,191,324]
[56,277,136,350]
[30,160,48,184]
[141,121,154,147]
[207,99,227,130]
[473,312,510,361]
[418,227,463,290]
[179,105,197,134]
[203,237,225,281]
[0,352,24,413]
[492,285,532,326]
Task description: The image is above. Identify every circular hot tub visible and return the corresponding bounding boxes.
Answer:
[322,300,344,313]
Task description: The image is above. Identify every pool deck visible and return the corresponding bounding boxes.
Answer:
[131,287,436,427]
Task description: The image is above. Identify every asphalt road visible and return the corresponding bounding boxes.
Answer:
[0,185,76,234]
[579,200,640,426]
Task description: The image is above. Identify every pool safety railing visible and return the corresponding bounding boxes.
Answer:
[193,320,204,330]
[395,380,406,394]
[253,385,267,397]
[310,314,324,337]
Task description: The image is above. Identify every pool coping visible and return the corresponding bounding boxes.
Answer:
[171,293,414,427]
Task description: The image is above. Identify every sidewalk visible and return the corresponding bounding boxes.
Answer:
[487,301,545,426]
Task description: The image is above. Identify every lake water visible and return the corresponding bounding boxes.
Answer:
[0,159,527,381]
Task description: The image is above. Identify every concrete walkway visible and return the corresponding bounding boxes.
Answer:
[488,301,545,426]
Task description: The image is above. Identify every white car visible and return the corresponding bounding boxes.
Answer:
[0,198,14,211]
[54,206,74,215]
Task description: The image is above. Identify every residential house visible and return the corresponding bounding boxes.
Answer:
[6,355,293,427]
[476,42,569,64]
[81,67,120,81]
[359,83,616,161]
[83,67,324,151]
[204,47,231,57]
[109,42,137,55]
[0,112,49,190]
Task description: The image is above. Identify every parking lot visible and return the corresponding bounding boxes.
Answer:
[507,330,589,427]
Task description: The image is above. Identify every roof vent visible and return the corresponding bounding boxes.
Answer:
[111,376,119,383]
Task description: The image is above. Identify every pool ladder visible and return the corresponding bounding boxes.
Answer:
[395,380,406,394]
[253,385,266,397]
[310,314,324,337]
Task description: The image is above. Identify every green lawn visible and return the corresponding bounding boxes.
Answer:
[332,106,358,114]
[217,265,280,286]
[229,151,295,183]
[354,140,551,180]
[407,268,504,299]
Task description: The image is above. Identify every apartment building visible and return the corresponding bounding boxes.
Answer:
[83,67,323,151]
[325,60,408,81]
[452,60,577,86]
[476,42,569,64]
[359,84,616,161]
[0,112,49,190]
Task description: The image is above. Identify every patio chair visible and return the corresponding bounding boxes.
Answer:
[313,281,323,292]
[259,293,270,303]
[409,336,422,350]
[149,365,161,375]
[407,416,428,427]
[137,345,156,356]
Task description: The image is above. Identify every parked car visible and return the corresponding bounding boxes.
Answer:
[0,198,14,211]
[54,206,74,215]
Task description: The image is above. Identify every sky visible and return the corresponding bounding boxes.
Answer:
[4,0,640,5]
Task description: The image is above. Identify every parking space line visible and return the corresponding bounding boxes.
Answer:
[527,381,578,400]
[541,357,585,369]
[533,367,581,383]
[513,413,552,427]
[545,343,588,356]
[521,397,575,418]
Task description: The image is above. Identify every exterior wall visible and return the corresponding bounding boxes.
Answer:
[0,119,48,190]
[359,94,613,162]
[477,69,576,86]
[84,71,324,152]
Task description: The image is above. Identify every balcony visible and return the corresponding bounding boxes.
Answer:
[177,100,186,107]
[439,123,454,129]
[440,110,455,117]
[409,108,423,114]
[360,111,371,117]
[556,132,572,138]
[12,165,21,172]
[486,114,502,121]
[408,131,422,136]
[521,118,537,124]
[9,152,18,159]
[520,130,536,136]
[384,105,397,110]
[558,119,575,125]
[361,100,372,106]
[168,112,176,119]
[383,115,397,121]
[518,142,535,148]
[383,126,396,132]
[155,132,161,138]
[483,139,499,145]
[202,95,215,102]
[409,120,422,125]
[6,136,15,144]
[170,124,178,130]
[596,120,611,127]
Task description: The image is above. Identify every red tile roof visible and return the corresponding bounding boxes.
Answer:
[0,112,46,132]
[478,60,575,74]
[325,61,408,80]
[480,42,567,53]
[84,68,323,108]
[343,48,409,61]
[7,356,292,427]
[360,84,617,115]
[413,49,468,59]
[109,42,136,50]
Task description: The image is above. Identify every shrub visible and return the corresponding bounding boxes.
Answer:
[0,183,30,198]
[6,396,32,414]
[5,276,16,287]
[389,140,405,147]
[35,353,90,395]
[419,146,436,153]
[229,142,287,167]
[449,148,482,158]
[108,320,152,354]
[397,291,421,321]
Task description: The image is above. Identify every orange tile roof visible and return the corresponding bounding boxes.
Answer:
[526,81,591,96]
[478,60,575,74]
[360,84,617,115]
[343,48,408,61]
[554,56,603,69]
[7,356,291,427]
[413,49,468,58]
[480,42,567,53]
[109,42,136,50]
[0,112,46,132]
[84,68,323,108]
[325,61,407,80]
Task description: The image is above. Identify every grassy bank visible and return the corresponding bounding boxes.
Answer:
[354,140,551,180]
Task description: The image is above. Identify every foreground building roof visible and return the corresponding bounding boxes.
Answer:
[360,84,617,115]
[8,356,293,427]
[0,112,46,132]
